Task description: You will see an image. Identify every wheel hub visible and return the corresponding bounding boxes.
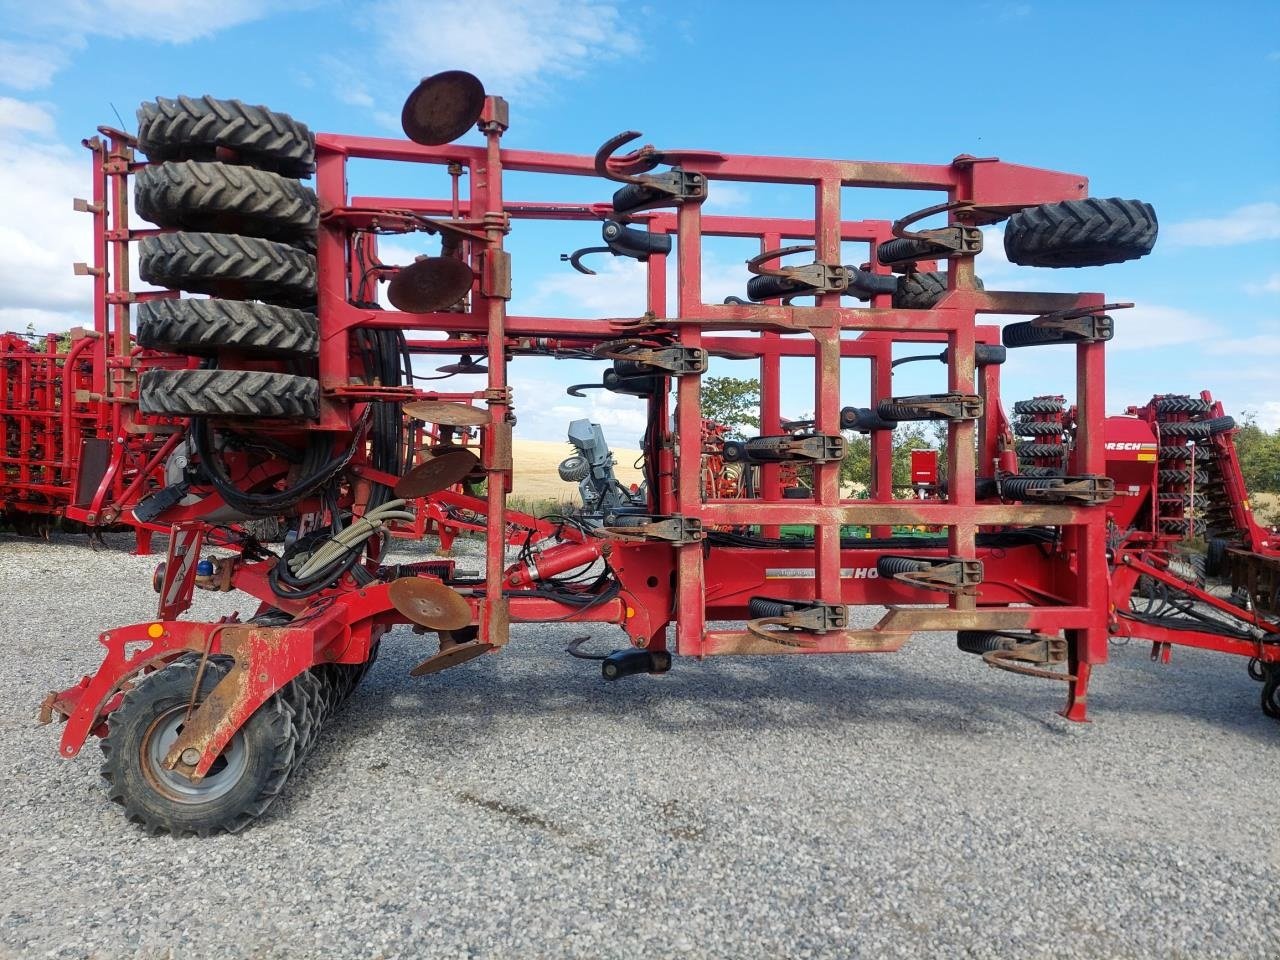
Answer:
[142,705,247,804]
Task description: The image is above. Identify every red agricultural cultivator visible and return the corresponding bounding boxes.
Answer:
[34,72,1278,836]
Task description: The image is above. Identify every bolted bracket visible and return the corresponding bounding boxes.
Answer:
[594,340,707,376]
[879,393,983,422]
[879,556,984,595]
[1000,474,1114,505]
[746,598,848,647]
[724,433,846,463]
[600,515,703,543]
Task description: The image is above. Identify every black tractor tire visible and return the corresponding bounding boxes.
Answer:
[137,299,318,358]
[1204,538,1230,579]
[1003,198,1157,268]
[1154,396,1212,415]
[1158,469,1210,487]
[242,516,289,542]
[1016,442,1066,459]
[1159,517,1206,537]
[1011,397,1064,416]
[892,272,984,309]
[1159,416,1236,439]
[139,232,316,307]
[1014,419,1067,437]
[558,455,590,483]
[140,369,319,420]
[1261,673,1280,721]
[1017,466,1063,477]
[1157,445,1194,461]
[99,657,296,836]
[134,160,317,248]
[136,95,315,177]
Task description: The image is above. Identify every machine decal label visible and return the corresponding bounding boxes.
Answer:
[765,567,874,579]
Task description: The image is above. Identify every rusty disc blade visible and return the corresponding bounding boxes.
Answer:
[409,640,493,677]
[388,578,472,631]
[388,257,474,313]
[394,449,481,498]
[401,70,486,145]
[403,400,489,427]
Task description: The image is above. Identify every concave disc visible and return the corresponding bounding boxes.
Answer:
[401,70,486,145]
[387,257,474,313]
[403,400,489,426]
[394,449,481,497]
[388,578,472,630]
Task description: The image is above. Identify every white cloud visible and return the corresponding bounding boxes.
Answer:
[1165,201,1280,247]
[6,1,313,44]
[975,226,1044,291]
[522,255,646,318]
[508,373,651,446]
[0,2,313,89]
[1244,271,1280,294]
[0,39,65,90]
[1108,304,1221,351]
[1204,334,1280,357]
[1252,402,1280,431]
[0,96,54,136]
[0,101,93,334]
[372,0,641,96]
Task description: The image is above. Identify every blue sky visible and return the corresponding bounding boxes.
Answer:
[0,0,1276,446]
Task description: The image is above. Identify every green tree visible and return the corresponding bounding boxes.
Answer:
[700,376,760,438]
[840,422,937,494]
[1236,412,1280,494]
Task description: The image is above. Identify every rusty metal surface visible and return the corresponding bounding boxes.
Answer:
[388,578,472,630]
[400,70,486,146]
[387,256,475,313]
[394,449,481,497]
[409,640,493,676]
[403,400,490,427]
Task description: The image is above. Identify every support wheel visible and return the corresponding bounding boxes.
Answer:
[134,160,318,249]
[139,369,319,419]
[1003,198,1157,267]
[99,657,296,836]
[136,95,315,177]
[1262,669,1280,720]
[139,231,317,307]
[892,272,984,309]
[137,299,318,358]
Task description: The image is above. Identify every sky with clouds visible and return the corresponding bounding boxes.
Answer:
[0,0,1276,447]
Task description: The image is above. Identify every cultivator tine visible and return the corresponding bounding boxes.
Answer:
[878,393,983,422]
[409,639,493,677]
[745,598,846,647]
[877,556,984,595]
[983,635,1071,681]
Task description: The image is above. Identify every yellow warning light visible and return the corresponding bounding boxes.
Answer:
[146,623,164,639]
[625,607,635,619]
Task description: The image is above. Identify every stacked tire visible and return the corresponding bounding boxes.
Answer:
[1151,395,1236,541]
[1011,396,1068,476]
[103,97,325,836]
[133,95,321,421]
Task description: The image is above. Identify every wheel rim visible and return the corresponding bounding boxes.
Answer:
[141,705,248,804]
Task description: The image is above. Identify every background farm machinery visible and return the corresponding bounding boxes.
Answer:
[27,70,1276,836]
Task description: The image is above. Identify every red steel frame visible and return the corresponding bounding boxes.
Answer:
[41,91,1279,784]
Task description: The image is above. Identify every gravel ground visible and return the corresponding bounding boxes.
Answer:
[0,531,1276,960]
